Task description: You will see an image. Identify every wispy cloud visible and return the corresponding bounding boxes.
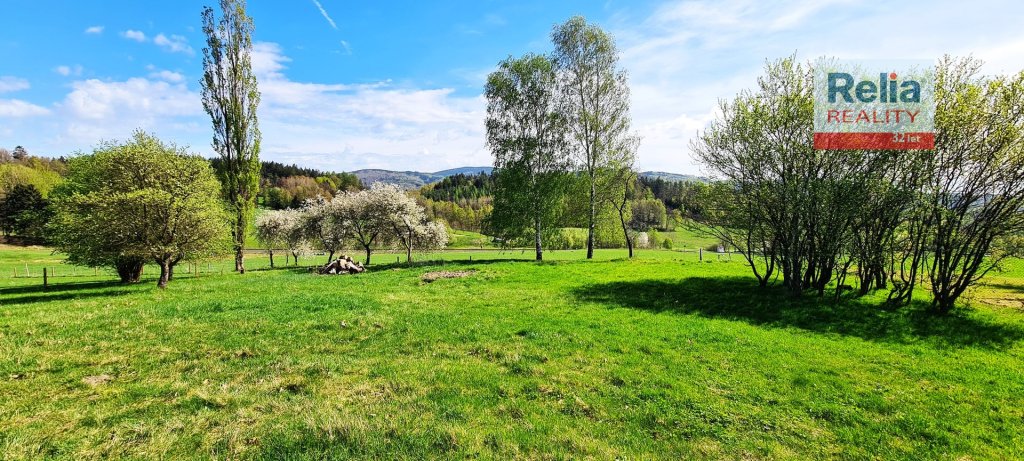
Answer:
[122,30,146,42]
[340,40,352,55]
[54,65,84,77]
[0,76,30,93]
[84,25,104,35]
[149,69,185,83]
[154,34,194,55]
[311,0,338,30]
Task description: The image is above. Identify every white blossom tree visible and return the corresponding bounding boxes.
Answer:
[255,210,288,268]
[300,196,348,263]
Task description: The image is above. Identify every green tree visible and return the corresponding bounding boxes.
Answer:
[552,16,638,259]
[0,184,50,238]
[485,53,570,261]
[919,57,1024,314]
[692,57,875,296]
[201,0,261,274]
[50,131,229,288]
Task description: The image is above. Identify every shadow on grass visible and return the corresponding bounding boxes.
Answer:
[1,280,138,305]
[983,282,1024,294]
[572,276,1024,349]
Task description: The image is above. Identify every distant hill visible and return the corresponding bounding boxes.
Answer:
[353,166,493,189]
[639,171,708,183]
[350,169,439,189]
[433,166,493,177]
[353,166,701,189]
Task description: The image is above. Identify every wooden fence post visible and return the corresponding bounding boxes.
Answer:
[699,248,703,261]
[43,268,48,289]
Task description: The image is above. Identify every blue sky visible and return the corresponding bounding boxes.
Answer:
[2,0,1023,174]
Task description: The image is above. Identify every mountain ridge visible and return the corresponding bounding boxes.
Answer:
[351,166,703,189]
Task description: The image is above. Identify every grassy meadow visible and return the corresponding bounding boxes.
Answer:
[1,244,1023,459]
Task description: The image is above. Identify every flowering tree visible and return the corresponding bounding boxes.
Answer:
[255,210,287,268]
[300,196,347,263]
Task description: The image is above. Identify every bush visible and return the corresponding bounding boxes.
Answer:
[547,228,588,250]
[662,238,673,250]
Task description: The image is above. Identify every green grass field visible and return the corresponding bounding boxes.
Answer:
[1,245,1023,459]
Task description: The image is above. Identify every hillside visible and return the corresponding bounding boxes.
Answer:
[640,171,708,182]
[353,166,701,189]
[352,167,492,189]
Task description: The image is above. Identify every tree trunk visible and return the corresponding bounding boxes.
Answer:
[617,203,632,259]
[168,254,182,281]
[586,179,596,259]
[364,246,372,265]
[234,212,246,274]
[407,229,414,263]
[534,216,543,261]
[285,251,290,265]
[235,247,245,274]
[115,257,144,283]
[268,249,275,268]
[292,251,299,266]
[157,259,171,289]
[326,250,334,264]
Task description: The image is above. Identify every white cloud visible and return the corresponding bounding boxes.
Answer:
[149,70,185,83]
[311,0,338,30]
[85,25,104,35]
[154,34,193,55]
[340,40,352,55]
[613,0,1024,174]
[54,65,84,77]
[0,76,30,93]
[250,42,486,171]
[0,99,50,117]
[122,29,146,42]
[56,77,202,143]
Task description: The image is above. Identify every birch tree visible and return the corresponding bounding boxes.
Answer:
[485,53,570,261]
[552,16,638,259]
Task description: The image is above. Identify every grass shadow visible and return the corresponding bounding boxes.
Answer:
[982,282,1024,294]
[572,276,1024,350]
[0,279,127,296]
[1,280,138,305]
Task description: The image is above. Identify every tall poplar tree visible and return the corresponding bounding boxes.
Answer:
[201,0,261,273]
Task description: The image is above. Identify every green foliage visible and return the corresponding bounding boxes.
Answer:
[485,53,571,260]
[552,16,639,258]
[49,131,230,286]
[0,162,63,199]
[545,227,588,250]
[661,237,673,250]
[629,198,666,231]
[421,172,493,202]
[421,196,491,233]
[0,184,50,238]
[202,0,262,271]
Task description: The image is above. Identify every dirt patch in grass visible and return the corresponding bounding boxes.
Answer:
[421,270,476,283]
[82,374,113,387]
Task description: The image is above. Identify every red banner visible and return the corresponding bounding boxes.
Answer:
[813,132,934,150]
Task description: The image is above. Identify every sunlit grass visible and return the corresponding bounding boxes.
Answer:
[1,245,1023,459]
